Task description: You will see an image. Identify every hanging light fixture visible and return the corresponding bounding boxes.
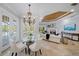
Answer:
[24,4,35,25]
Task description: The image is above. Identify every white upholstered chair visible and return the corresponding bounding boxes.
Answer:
[29,35,42,56]
[10,39,27,56]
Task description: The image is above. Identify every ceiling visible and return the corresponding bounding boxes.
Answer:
[43,11,72,22]
[0,3,79,20]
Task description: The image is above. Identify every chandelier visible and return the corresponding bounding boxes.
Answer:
[24,4,35,25]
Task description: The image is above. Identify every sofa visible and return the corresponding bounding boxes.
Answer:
[49,34,61,43]
[40,34,61,43]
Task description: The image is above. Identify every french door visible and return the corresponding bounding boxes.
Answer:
[0,15,17,52]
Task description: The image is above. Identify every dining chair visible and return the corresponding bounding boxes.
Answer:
[29,39,42,56]
[9,39,27,56]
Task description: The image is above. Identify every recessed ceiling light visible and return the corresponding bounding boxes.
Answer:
[70,9,74,12]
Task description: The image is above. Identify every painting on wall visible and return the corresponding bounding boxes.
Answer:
[64,24,76,31]
[2,15,9,23]
[47,23,56,28]
[39,26,45,33]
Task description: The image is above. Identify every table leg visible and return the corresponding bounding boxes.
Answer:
[71,34,73,40]
[25,48,27,54]
[28,46,30,55]
[61,32,64,43]
[78,35,79,41]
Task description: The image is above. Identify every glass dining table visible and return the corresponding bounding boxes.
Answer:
[26,40,34,55]
[23,37,35,55]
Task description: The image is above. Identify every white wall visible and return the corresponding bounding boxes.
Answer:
[0,6,19,54]
[54,13,79,40]
[55,13,79,33]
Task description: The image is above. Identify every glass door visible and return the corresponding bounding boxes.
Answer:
[0,15,17,51]
[1,15,10,50]
[8,19,16,42]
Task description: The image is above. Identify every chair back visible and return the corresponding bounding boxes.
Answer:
[29,34,42,51]
[34,39,42,50]
[9,39,17,51]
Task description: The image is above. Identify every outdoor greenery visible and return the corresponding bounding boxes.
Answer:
[39,26,45,33]
[0,25,16,32]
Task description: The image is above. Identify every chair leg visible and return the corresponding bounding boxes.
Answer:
[15,52,17,56]
[39,49,42,55]
[25,48,27,54]
[11,52,14,56]
[35,51,37,56]
[11,52,17,56]
[28,48,31,55]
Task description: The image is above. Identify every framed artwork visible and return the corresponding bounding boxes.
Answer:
[47,23,55,28]
[47,24,51,27]
[2,15,9,22]
[64,24,76,31]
